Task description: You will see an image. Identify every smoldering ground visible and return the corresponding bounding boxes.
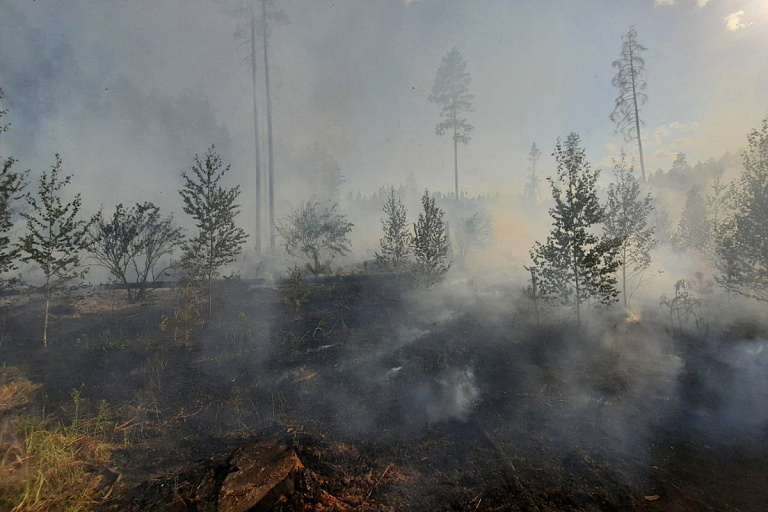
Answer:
[142,270,768,466]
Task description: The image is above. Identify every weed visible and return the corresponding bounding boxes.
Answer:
[659,279,700,337]
[145,353,167,391]
[159,284,204,347]
[0,367,40,414]
[284,265,310,312]
[0,389,122,512]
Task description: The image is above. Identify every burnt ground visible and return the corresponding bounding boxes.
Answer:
[1,276,767,511]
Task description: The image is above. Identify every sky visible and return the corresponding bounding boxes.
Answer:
[0,0,766,225]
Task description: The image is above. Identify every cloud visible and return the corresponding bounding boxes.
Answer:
[651,121,700,146]
[654,0,710,7]
[724,10,750,31]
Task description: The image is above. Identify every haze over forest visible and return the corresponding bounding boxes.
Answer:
[2,2,768,510]
[2,0,767,226]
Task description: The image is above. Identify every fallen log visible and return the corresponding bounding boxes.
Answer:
[218,441,304,512]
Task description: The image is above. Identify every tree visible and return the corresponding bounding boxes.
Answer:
[429,48,473,202]
[675,186,710,252]
[455,209,492,265]
[375,188,411,275]
[298,144,345,204]
[712,218,742,297]
[0,88,28,290]
[235,0,264,254]
[260,0,288,254]
[88,202,184,302]
[524,142,543,206]
[412,191,451,287]
[603,156,655,308]
[652,201,674,247]
[529,133,620,325]
[714,117,768,300]
[278,200,353,276]
[522,266,542,327]
[706,174,730,251]
[18,155,90,347]
[180,146,248,318]
[610,27,649,182]
[232,0,288,254]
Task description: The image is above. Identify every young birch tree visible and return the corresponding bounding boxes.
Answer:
[0,88,28,291]
[88,202,184,302]
[180,146,248,319]
[530,134,620,325]
[604,156,655,308]
[278,200,353,276]
[19,155,90,347]
[375,187,411,276]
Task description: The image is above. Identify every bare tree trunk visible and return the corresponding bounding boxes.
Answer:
[574,270,581,326]
[572,240,581,327]
[530,268,540,328]
[43,295,50,348]
[628,43,646,182]
[208,274,213,321]
[251,2,263,253]
[43,275,51,348]
[622,246,627,309]
[454,135,459,203]
[262,0,276,254]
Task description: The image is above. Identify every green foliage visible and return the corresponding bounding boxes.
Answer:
[159,284,204,347]
[429,48,473,145]
[297,144,345,204]
[675,186,710,252]
[529,133,620,324]
[18,155,91,347]
[652,201,674,247]
[0,389,120,512]
[375,187,411,274]
[88,202,184,302]
[714,116,768,300]
[455,209,492,264]
[522,266,542,327]
[659,279,700,337]
[278,200,353,276]
[180,146,248,317]
[412,191,450,287]
[283,265,309,311]
[0,89,28,291]
[430,47,473,199]
[603,156,655,307]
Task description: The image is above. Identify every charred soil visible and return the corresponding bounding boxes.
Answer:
[0,278,766,511]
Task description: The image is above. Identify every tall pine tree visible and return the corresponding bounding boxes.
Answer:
[429,48,473,202]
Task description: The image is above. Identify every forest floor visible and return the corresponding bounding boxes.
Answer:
[0,276,766,511]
